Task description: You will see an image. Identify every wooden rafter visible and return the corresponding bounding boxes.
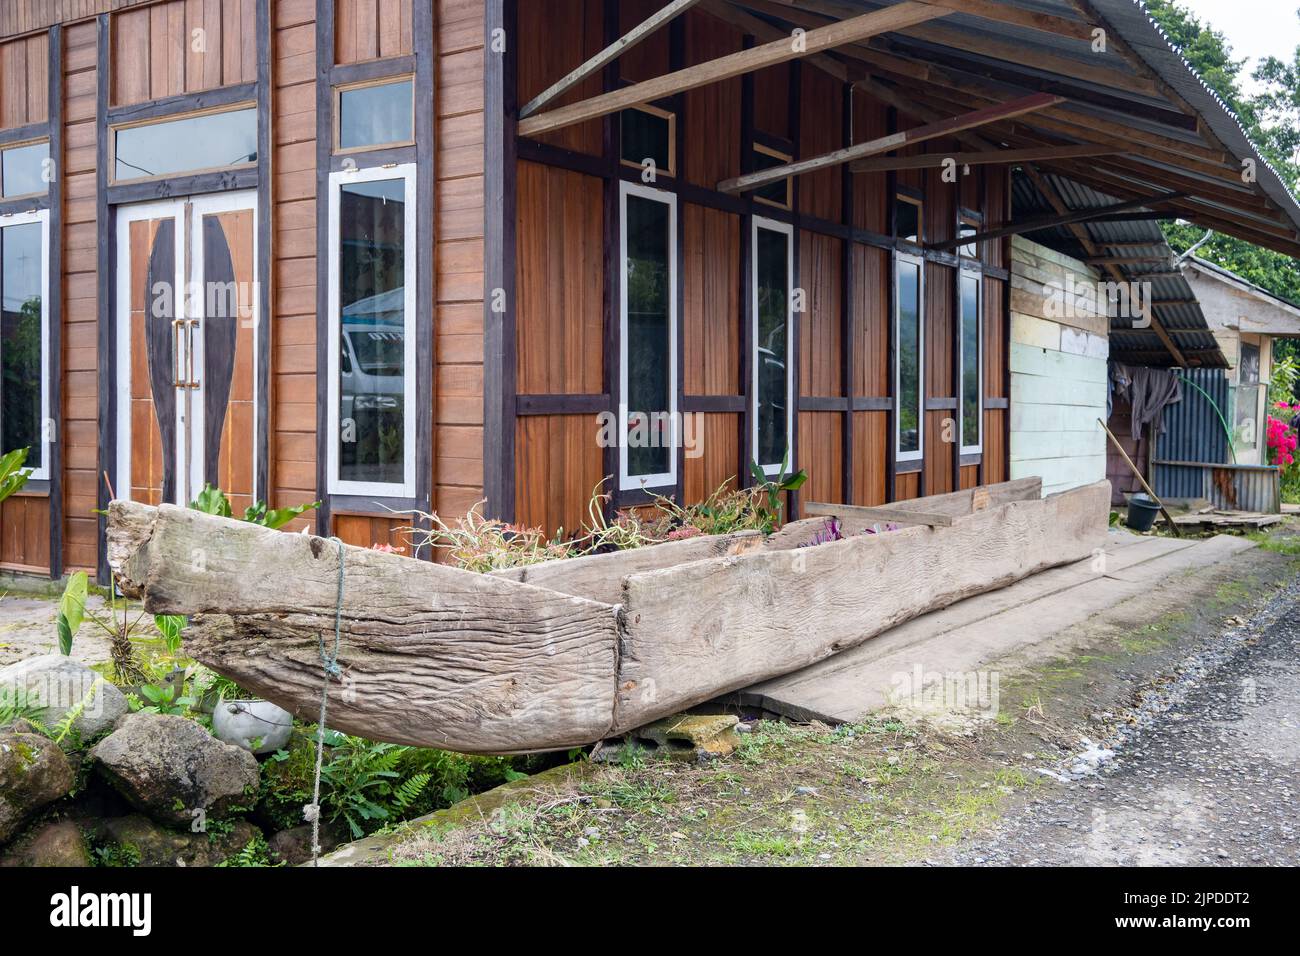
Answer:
[1086,256,1173,266]
[699,0,847,81]
[717,92,1063,194]
[519,0,704,119]
[925,187,1188,252]
[848,143,1117,173]
[516,1,949,138]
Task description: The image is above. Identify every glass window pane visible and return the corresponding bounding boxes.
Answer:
[895,198,921,244]
[338,178,407,487]
[625,193,671,480]
[1,222,43,471]
[897,260,921,455]
[2,142,49,198]
[959,224,978,259]
[756,227,789,468]
[114,108,257,182]
[338,79,414,151]
[621,108,672,175]
[961,274,981,450]
[752,148,791,207]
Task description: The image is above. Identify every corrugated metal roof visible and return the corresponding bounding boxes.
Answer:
[722,0,1300,258]
[1011,169,1229,368]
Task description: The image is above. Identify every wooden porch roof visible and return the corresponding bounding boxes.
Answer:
[688,0,1300,260]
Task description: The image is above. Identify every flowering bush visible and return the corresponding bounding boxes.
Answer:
[1267,403,1299,468]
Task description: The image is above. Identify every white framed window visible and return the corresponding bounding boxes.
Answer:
[895,251,924,463]
[752,216,794,477]
[959,270,983,456]
[0,208,51,481]
[619,180,678,492]
[326,163,417,498]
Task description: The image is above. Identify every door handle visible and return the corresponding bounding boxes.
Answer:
[172,319,185,388]
[185,319,200,389]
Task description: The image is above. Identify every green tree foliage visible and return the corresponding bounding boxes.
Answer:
[1144,1,1300,303]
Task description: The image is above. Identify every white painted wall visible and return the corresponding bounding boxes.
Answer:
[1009,238,1109,497]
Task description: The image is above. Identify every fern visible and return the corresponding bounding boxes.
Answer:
[393,773,431,811]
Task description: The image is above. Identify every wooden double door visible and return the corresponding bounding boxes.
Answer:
[115,192,258,511]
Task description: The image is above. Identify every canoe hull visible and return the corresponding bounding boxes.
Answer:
[107,479,1110,753]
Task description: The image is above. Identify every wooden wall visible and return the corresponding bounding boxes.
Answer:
[432,0,486,526]
[270,0,317,529]
[109,0,256,106]
[0,32,48,126]
[510,3,1013,536]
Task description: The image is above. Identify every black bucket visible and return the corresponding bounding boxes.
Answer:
[1126,494,1160,532]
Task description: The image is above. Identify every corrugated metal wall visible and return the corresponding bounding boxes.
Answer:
[1154,368,1230,498]
[1152,368,1282,511]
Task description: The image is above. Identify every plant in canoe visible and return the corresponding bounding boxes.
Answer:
[748,452,809,533]
[188,484,320,530]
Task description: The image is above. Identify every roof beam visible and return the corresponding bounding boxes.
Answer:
[698,0,847,81]
[519,0,704,119]
[1086,256,1173,266]
[517,1,949,138]
[848,143,1116,173]
[925,188,1188,252]
[718,92,1061,193]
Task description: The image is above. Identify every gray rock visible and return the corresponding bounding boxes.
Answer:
[266,823,343,866]
[0,732,75,844]
[1,820,90,866]
[0,655,127,740]
[96,814,262,867]
[91,713,259,827]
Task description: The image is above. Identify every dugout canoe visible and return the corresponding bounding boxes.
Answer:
[105,477,1110,754]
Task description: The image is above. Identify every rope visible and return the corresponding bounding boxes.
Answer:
[304,537,345,868]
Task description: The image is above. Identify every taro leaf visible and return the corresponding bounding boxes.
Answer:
[57,614,74,657]
[189,484,232,517]
[780,468,809,492]
[245,499,321,530]
[0,447,32,505]
[154,614,186,654]
[57,571,88,655]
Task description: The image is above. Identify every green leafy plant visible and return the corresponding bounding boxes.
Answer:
[0,447,33,505]
[748,452,808,533]
[57,572,88,657]
[319,736,422,838]
[0,685,44,728]
[130,679,197,716]
[189,483,320,530]
[218,834,278,868]
[55,576,177,686]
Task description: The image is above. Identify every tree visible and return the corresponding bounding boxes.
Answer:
[1144,1,1300,303]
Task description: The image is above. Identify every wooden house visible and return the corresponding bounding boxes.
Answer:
[1,0,1299,580]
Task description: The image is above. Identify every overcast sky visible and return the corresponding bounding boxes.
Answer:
[1171,0,1300,93]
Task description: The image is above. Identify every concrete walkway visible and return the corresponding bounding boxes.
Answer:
[738,531,1257,723]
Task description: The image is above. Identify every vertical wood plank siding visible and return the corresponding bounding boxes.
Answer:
[508,3,1011,536]
[0,0,1011,575]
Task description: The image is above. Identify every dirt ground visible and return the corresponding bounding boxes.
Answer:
[371,530,1300,867]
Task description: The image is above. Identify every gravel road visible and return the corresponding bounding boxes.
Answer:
[949,576,1300,867]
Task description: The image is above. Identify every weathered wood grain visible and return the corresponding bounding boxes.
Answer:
[107,502,620,753]
[106,479,1108,752]
[609,480,1109,732]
